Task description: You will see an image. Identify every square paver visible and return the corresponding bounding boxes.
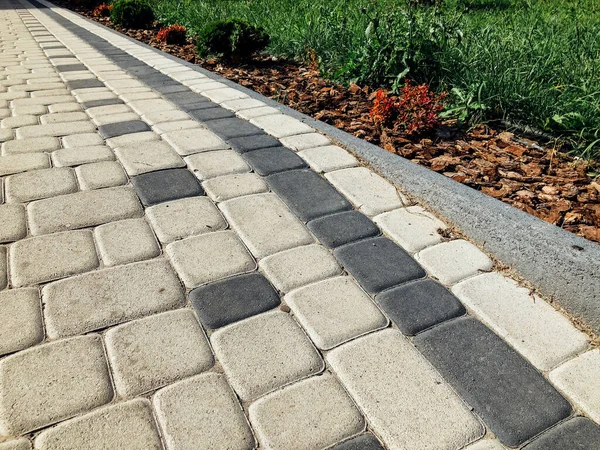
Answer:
[211,311,323,401]
[146,196,226,243]
[166,231,256,288]
[227,133,281,153]
[5,167,78,203]
[131,168,204,206]
[202,173,269,202]
[75,161,128,190]
[162,128,228,156]
[307,211,380,248]
[298,145,359,173]
[105,309,214,397]
[242,146,307,175]
[114,140,185,176]
[190,273,280,329]
[98,120,151,139]
[0,288,44,357]
[0,204,27,243]
[185,150,249,180]
[204,117,263,140]
[286,276,388,349]
[94,218,160,266]
[249,374,364,450]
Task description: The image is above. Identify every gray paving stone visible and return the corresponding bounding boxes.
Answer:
[0,204,26,243]
[202,172,269,202]
[153,373,254,450]
[55,64,87,72]
[210,310,323,401]
[115,140,185,176]
[227,133,281,153]
[329,434,385,450]
[188,106,235,122]
[376,279,466,336]
[334,237,426,294]
[190,273,280,329]
[414,316,572,447]
[27,187,143,235]
[185,150,249,180]
[0,335,113,435]
[42,259,185,338]
[204,117,263,139]
[34,399,163,450]
[2,136,60,154]
[5,167,78,203]
[65,78,104,90]
[94,218,160,266]
[266,169,352,221]
[51,145,115,167]
[131,168,204,206]
[249,374,364,450]
[98,120,150,139]
[162,128,228,156]
[0,288,43,357]
[105,309,213,397]
[522,417,600,450]
[307,211,380,248]
[242,145,307,176]
[81,97,124,109]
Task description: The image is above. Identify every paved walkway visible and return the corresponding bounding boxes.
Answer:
[1,0,599,449]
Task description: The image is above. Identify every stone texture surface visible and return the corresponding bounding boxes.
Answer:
[0,438,31,450]
[162,128,228,155]
[242,146,307,176]
[202,173,268,202]
[185,150,249,180]
[0,153,50,176]
[4,167,77,203]
[0,204,26,243]
[115,140,184,176]
[94,218,160,266]
[329,434,385,450]
[521,416,600,450]
[2,136,59,155]
[75,161,127,190]
[131,168,203,206]
[250,114,313,138]
[51,145,115,167]
[307,211,380,248]
[298,145,358,173]
[0,288,43,357]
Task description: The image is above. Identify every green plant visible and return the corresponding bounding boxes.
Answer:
[110,0,154,28]
[196,19,269,61]
[439,85,488,125]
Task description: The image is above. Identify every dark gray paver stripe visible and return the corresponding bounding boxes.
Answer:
[179,101,219,113]
[66,78,105,90]
[187,107,235,122]
[190,273,280,329]
[162,91,213,106]
[243,147,307,177]
[131,168,204,206]
[522,417,600,450]
[307,210,380,248]
[227,134,282,153]
[81,98,124,109]
[414,316,572,447]
[55,63,86,72]
[334,237,426,294]
[203,117,264,140]
[152,84,190,95]
[266,169,352,221]
[329,434,385,450]
[98,120,151,139]
[375,279,466,336]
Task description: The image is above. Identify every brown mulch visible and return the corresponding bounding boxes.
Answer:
[58,5,600,243]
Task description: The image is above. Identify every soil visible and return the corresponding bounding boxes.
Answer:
[55,3,600,243]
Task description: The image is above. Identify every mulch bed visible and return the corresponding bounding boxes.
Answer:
[56,5,600,243]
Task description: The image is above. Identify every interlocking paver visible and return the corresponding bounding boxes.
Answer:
[34,399,163,450]
[286,276,388,349]
[105,130,159,148]
[48,102,83,113]
[93,111,140,126]
[131,168,204,206]
[40,111,88,124]
[250,114,313,138]
[220,193,314,259]
[5,167,77,203]
[65,78,104,90]
[16,121,96,138]
[307,210,380,248]
[249,374,364,450]
[327,329,483,449]
[153,373,254,450]
[27,187,143,235]
[0,288,43,357]
[211,311,323,400]
[187,106,235,122]
[298,145,358,173]
[190,272,280,329]
[204,117,263,139]
[81,98,124,109]
[0,335,113,435]
[1,136,59,154]
[152,119,202,134]
[61,132,103,147]
[202,172,269,202]
[0,204,26,243]
[185,150,249,180]
[146,196,226,243]
[329,434,385,450]
[242,145,307,175]
[1,114,38,129]
[94,218,160,266]
[75,161,127,190]
[114,140,184,176]
[0,438,31,450]
[227,133,281,153]
[259,244,342,293]
[9,230,98,287]
[236,105,280,120]
[464,440,506,450]
[98,119,150,138]
[414,317,572,447]
[13,104,46,116]
[521,416,600,449]
[51,145,115,167]
[166,231,255,288]
[42,259,185,338]
[105,309,213,397]
[162,128,228,156]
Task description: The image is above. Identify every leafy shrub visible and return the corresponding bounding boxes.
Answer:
[196,19,269,61]
[157,24,187,45]
[93,3,113,17]
[370,89,397,126]
[110,0,154,29]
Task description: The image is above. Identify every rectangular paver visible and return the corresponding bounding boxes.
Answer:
[0,288,43,357]
[4,167,78,203]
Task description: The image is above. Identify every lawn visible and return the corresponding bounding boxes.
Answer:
[153,0,600,159]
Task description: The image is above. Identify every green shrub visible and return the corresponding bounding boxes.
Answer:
[196,19,269,61]
[110,0,154,28]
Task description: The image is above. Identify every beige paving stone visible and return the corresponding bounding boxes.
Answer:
[34,399,162,450]
[0,438,31,450]
[285,276,388,350]
[162,128,228,156]
[13,104,46,116]
[40,111,89,124]
[51,145,115,167]
[106,309,214,397]
[75,91,117,103]
[326,167,406,216]
[28,186,143,235]
[249,374,364,450]
[453,272,588,371]
[259,244,342,293]
[94,218,160,266]
[119,91,160,102]
[48,102,82,113]
[61,132,103,148]
[202,172,269,202]
[12,95,75,107]
[105,131,160,148]
[142,109,190,125]
[327,329,484,449]
[92,112,140,126]
[0,335,113,435]
[166,231,255,288]
[154,373,254,450]
[202,87,249,104]
[85,104,131,118]
[0,109,9,120]
[298,145,358,173]
[250,114,314,138]
[416,240,493,285]
[464,440,506,450]
[0,288,43,357]
[220,193,314,259]
[114,140,184,176]
[211,311,323,401]
[221,97,266,112]
[128,98,176,115]
[0,204,26,243]
[374,206,447,253]
[16,121,96,139]
[1,115,38,129]
[2,136,60,154]
[151,119,202,135]
[0,129,13,144]
[5,167,78,203]
[185,150,250,180]
[550,350,600,424]
[147,197,226,244]
[42,259,185,338]
[75,161,128,190]
[9,230,99,287]
[236,106,281,120]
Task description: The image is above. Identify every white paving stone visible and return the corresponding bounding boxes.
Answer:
[4,167,78,203]
[0,153,49,175]
[185,150,249,180]
[162,128,228,156]
[2,136,60,154]
[151,119,202,134]
[141,109,190,126]
[202,87,249,103]
[417,240,493,285]
[221,98,266,112]
[40,111,88,124]
[249,374,364,450]
[61,132,103,148]
[75,161,128,190]
[298,145,358,173]
[327,329,483,449]
[0,204,26,243]
[0,438,31,450]
[15,121,96,138]
[105,131,160,148]
[236,106,281,120]
[94,218,160,266]
[464,440,506,450]
[128,98,176,115]
[114,140,184,176]
[0,288,43,357]
[202,173,269,202]
[51,145,115,167]
[250,114,313,138]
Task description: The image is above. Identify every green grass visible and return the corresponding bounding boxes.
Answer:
[153,0,600,159]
